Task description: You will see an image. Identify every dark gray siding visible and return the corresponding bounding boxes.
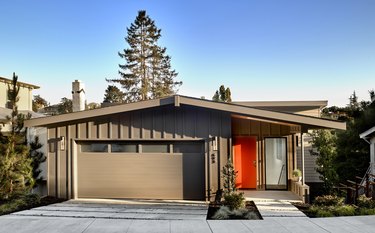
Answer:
[47,105,231,200]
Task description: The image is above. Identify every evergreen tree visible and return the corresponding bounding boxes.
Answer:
[313,90,375,188]
[212,85,232,102]
[221,160,238,195]
[103,85,124,103]
[107,10,181,102]
[57,97,73,114]
[310,129,338,194]
[32,95,48,112]
[0,73,34,199]
[28,136,46,187]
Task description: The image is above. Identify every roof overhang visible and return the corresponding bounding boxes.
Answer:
[24,95,346,130]
[233,100,328,108]
[360,126,375,140]
[0,77,40,89]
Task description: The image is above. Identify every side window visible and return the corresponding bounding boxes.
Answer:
[81,143,108,152]
[111,143,137,153]
[142,143,170,153]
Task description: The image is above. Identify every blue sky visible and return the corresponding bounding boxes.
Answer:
[1,0,374,106]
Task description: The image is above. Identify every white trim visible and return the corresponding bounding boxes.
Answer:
[72,140,78,199]
[360,126,375,139]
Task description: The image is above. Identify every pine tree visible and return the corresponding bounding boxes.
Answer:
[107,10,181,102]
[29,136,46,187]
[221,160,238,195]
[57,97,73,114]
[103,85,124,103]
[212,85,232,102]
[0,73,34,199]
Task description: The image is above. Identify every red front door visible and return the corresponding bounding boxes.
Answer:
[234,136,257,189]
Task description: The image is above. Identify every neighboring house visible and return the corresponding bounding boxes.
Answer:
[360,126,375,175]
[25,95,345,201]
[0,76,41,133]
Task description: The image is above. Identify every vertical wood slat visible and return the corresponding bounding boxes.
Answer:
[46,105,233,200]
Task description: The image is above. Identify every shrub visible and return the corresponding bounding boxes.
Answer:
[223,192,245,210]
[212,206,231,219]
[212,205,259,220]
[0,194,40,216]
[315,208,335,217]
[357,208,375,215]
[333,205,356,216]
[313,195,344,206]
[357,195,375,209]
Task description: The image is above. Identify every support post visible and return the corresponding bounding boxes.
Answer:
[366,173,370,197]
[301,131,305,185]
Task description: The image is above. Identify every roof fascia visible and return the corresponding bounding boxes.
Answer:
[0,77,40,89]
[360,126,375,139]
[24,96,175,127]
[179,96,345,130]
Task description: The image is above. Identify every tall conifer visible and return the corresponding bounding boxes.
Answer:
[107,10,181,102]
[0,73,34,199]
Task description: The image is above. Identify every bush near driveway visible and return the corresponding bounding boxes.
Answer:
[294,195,375,218]
[0,194,65,216]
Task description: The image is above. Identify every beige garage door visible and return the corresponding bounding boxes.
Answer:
[77,141,205,200]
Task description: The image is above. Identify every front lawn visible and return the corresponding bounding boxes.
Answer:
[293,195,375,218]
[0,194,65,216]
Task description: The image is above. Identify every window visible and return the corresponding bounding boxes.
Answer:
[173,142,203,153]
[81,143,108,152]
[111,143,137,153]
[79,140,204,154]
[142,143,169,153]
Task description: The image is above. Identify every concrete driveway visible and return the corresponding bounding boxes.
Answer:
[10,199,209,220]
[1,199,375,233]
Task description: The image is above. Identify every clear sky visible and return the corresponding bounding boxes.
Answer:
[1,0,374,106]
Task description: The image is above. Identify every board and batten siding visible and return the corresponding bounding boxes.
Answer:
[296,134,321,183]
[47,105,231,200]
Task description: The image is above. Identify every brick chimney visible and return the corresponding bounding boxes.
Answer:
[72,80,85,112]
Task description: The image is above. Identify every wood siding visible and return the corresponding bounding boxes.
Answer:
[46,105,231,200]
[232,117,295,189]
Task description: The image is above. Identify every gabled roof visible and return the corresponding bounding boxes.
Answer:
[0,77,40,89]
[360,126,375,139]
[24,95,346,130]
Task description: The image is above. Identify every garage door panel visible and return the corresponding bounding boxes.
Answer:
[77,152,204,200]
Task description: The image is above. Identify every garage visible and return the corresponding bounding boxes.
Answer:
[77,141,205,200]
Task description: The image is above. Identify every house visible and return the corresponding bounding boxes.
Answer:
[360,126,375,175]
[24,95,346,201]
[0,76,41,133]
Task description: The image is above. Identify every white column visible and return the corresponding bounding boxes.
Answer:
[301,132,305,185]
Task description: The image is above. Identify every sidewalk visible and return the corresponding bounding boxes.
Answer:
[1,215,375,233]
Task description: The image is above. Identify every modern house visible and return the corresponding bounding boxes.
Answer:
[24,95,346,201]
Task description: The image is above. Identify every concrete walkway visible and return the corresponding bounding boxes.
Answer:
[1,215,375,232]
[243,191,307,218]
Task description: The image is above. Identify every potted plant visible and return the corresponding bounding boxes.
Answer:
[292,169,302,183]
